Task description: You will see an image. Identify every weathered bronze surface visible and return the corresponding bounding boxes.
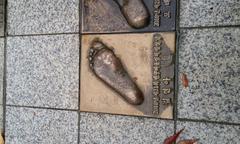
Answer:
[114,0,150,29]
[80,33,175,119]
[83,0,131,32]
[88,39,144,105]
[151,33,174,116]
[82,0,176,33]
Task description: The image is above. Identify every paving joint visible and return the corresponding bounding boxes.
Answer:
[177,118,240,126]
[180,25,240,30]
[78,0,82,143]
[6,104,79,112]
[2,0,8,134]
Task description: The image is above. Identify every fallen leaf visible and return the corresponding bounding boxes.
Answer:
[177,139,198,144]
[163,128,185,144]
[181,73,189,88]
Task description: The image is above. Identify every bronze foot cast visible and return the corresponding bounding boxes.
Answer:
[114,0,150,29]
[88,39,144,105]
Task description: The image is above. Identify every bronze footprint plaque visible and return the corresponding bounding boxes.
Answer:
[80,33,175,119]
[82,0,176,33]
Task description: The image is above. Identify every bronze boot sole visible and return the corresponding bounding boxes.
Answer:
[114,0,150,29]
[88,39,144,105]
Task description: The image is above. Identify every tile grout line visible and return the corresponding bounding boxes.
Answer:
[78,0,83,143]
[81,110,174,121]
[173,0,181,133]
[5,104,79,112]
[81,30,176,35]
[174,34,180,131]
[2,31,6,136]
[2,25,240,38]
[4,105,239,126]
[3,24,240,38]
[3,0,8,135]
[180,24,240,30]
[177,118,240,126]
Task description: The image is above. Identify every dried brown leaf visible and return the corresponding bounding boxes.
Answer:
[181,73,189,88]
[163,128,185,144]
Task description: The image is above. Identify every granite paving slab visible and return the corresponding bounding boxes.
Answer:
[178,28,240,123]
[7,0,79,35]
[180,0,240,27]
[6,34,79,109]
[0,1,4,36]
[5,106,79,144]
[80,112,174,144]
[0,38,3,105]
[0,105,2,131]
[177,121,240,144]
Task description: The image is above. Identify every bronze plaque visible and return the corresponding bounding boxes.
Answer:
[80,33,175,119]
[82,0,176,33]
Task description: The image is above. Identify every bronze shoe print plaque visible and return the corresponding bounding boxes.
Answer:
[82,0,176,33]
[88,39,144,105]
[80,33,175,119]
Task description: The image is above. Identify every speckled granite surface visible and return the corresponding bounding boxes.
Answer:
[180,0,240,27]
[80,112,174,144]
[0,1,4,36]
[0,38,3,105]
[178,28,240,123]
[2,0,240,143]
[5,106,78,144]
[6,35,79,109]
[0,105,2,130]
[7,0,79,35]
[177,121,240,144]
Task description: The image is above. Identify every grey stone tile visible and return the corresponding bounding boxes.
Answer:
[178,28,240,123]
[80,112,174,144]
[177,121,240,144]
[0,105,3,131]
[6,34,79,109]
[180,0,240,27]
[7,0,79,35]
[0,2,4,36]
[5,106,79,144]
[0,38,3,105]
